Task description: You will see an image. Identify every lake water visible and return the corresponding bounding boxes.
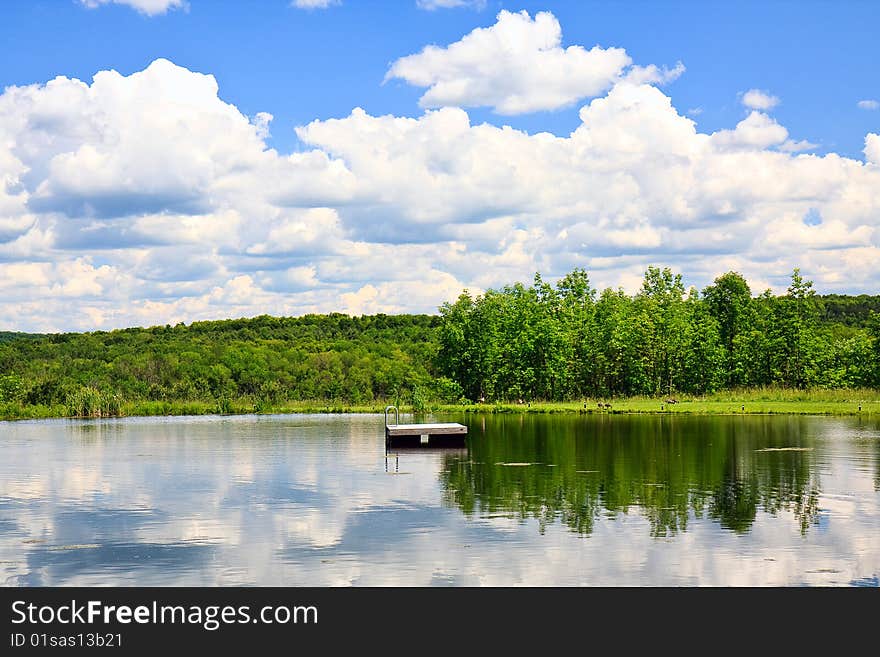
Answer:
[1,413,879,586]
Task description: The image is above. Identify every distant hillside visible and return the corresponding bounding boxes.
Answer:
[0,313,452,412]
[817,294,880,327]
[1,283,878,420]
[0,331,41,344]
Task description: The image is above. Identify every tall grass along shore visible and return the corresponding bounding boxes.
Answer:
[2,388,878,422]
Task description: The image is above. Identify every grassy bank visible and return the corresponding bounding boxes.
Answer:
[435,387,880,416]
[2,387,879,421]
[0,399,385,421]
[433,398,880,416]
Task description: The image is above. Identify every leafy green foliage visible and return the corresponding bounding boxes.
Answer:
[0,313,442,417]
[65,386,123,418]
[0,332,43,344]
[438,267,880,400]
[1,267,878,419]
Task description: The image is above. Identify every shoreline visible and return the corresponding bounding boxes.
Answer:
[2,396,878,422]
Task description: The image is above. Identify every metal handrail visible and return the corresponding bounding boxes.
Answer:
[384,405,399,427]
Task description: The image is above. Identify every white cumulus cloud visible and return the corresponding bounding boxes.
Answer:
[2,50,880,332]
[79,0,186,16]
[416,0,486,9]
[386,10,636,114]
[711,111,789,150]
[866,133,880,165]
[623,62,686,86]
[741,89,780,110]
[291,0,339,9]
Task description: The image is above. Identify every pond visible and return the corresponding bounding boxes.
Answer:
[1,412,878,586]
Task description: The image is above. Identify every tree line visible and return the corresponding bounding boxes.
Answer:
[0,313,451,416]
[0,266,878,418]
[437,267,880,401]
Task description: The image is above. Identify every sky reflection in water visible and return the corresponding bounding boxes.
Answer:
[1,413,878,586]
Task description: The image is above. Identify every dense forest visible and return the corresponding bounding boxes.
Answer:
[0,314,452,418]
[436,267,880,400]
[0,266,878,418]
[0,331,41,344]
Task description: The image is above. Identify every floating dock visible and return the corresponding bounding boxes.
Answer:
[384,406,467,448]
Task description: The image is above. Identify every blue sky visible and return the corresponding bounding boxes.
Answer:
[4,1,878,155]
[1,0,879,331]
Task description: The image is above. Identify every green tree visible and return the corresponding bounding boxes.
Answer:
[702,271,752,386]
[868,312,880,386]
[774,268,819,387]
[636,266,687,395]
[556,268,596,396]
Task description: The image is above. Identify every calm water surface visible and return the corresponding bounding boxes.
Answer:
[1,413,879,586]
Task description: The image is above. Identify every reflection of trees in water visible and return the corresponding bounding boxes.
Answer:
[706,434,819,535]
[874,419,880,493]
[753,452,820,535]
[707,475,759,533]
[440,415,822,538]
